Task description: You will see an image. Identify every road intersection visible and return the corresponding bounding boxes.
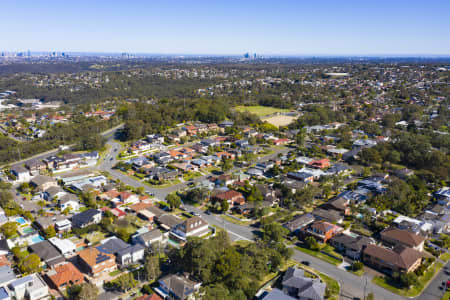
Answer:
[93,136,448,300]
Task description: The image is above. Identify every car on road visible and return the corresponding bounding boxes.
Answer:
[114,148,118,152]
[110,158,113,161]
[301,261,310,266]
[191,212,201,217]
[205,210,211,215]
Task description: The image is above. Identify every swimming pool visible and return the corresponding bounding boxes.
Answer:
[15,217,26,225]
[28,235,45,244]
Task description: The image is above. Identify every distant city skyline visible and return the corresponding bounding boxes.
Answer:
[1,0,449,55]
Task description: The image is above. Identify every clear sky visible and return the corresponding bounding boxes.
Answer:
[1,0,449,55]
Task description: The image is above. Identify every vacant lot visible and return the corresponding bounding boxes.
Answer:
[234,105,290,117]
[262,115,297,127]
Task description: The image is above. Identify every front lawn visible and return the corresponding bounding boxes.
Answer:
[440,252,450,261]
[83,231,106,245]
[295,245,342,266]
[183,171,202,181]
[372,262,444,297]
[109,269,122,277]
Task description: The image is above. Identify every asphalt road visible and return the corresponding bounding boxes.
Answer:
[416,261,449,300]
[95,137,447,300]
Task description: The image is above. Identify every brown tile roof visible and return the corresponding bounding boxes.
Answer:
[310,221,340,233]
[364,244,422,270]
[0,255,11,267]
[48,262,84,287]
[78,247,114,267]
[381,227,425,247]
[183,216,208,233]
[129,202,153,212]
[214,190,243,201]
[105,190,120,199]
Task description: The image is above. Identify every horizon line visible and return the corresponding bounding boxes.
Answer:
[2,50,450,58]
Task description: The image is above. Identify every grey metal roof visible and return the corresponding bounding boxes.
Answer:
[0,266,15,285]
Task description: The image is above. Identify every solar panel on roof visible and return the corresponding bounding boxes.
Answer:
[95,254,110,264]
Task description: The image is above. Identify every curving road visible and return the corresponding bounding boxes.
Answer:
[95,137,448,300]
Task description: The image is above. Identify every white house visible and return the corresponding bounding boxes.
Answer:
[8,274,49,300]
[58,194,80,211]
[54,219,72,232]
[170,216,209,242]
[10,165,31,183]
[48,237,77,258]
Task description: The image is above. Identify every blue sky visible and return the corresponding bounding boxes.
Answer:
[1,0,449,55]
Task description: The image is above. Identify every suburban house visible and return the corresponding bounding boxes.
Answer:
[58,193,80,211]
[330,233,375,260]
[30,175,58,192]
[132,229,164,248]
[312,208,344,224]
[308,158,330,169]
[155,274,202,300]
[97,237,145,266]
[213,190,245,207]
[283,214,315,233]
[10,165,31,183]
[119,191,139,205]
[25,159,47,175]
[48,237,77,258]
[281,267,326,300]
[362,244,422,274]
[156,214,183,231]
[29,241,65,268]
[8,274,49,300]
[54,219,72,233]
[300,221,343,243]
[170,216,209,242]
[0,266,16,287]
[287,171,314,183]
[77,247,117,277]
[262,289,296,300]
[321,197,351,215]
[380,227,425,251]
[71,209,102,228]
[46,262,84,290]
[43,186,66,201]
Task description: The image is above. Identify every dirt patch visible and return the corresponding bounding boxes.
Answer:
[262,115,297,127]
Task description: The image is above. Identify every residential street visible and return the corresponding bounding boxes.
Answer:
[94,136,447,300]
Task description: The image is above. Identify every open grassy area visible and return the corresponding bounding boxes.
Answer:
[372,262,444,297]
[234,105,290,117]
[295,245,342,266]
[440,252,450,261]
[83,231,106,245]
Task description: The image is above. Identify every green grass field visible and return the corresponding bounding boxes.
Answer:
[234,105,290,117]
